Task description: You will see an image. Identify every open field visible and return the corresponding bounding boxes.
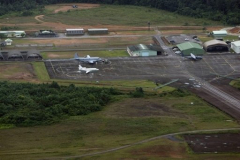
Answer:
[0,95,238,160]
[0,4,222,31]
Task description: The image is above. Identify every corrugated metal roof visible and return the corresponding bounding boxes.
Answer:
[203,39,227,48]
[177,42,202,51]
[231,41,240,46]
[128,44,163,52]
[212,30,227,35]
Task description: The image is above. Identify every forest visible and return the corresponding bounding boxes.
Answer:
[0,0,240,25]
[0,81,122,126]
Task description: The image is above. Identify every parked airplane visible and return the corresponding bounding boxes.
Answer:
[78,65,99,74]
[184,53,202,61]
[74,53,102,64]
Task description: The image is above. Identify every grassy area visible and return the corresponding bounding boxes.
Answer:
[32,61,50,81]
[0,94,238,160]
[41,50,129,59]
[42,5,221,26]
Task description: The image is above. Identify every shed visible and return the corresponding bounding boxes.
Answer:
[5,38,12,45]
[211,30,227,39]
[26,51,42,59]
[87,28,108,35]
[66,29,84,36]
[0,52,4,60]
[177,42,204,56]
[203,39,228,52]
[127,44,163,56]
[231,41,240,53]
[7,51,23,60]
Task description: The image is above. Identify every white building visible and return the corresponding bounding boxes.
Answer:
[66,29,84,35]
[231,41,240,53]
[0,31,26,37]
[211,30,227,39]
[5,38,12,45]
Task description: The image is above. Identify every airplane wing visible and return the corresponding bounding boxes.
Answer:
[86,70,90,74]
[88,60,94,64]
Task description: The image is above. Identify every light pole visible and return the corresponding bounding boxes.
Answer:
[148,21,150,31]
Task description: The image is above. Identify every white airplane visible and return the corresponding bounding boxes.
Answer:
[185,53,202,61]
[74,53,102,64]
[78,65,99,74]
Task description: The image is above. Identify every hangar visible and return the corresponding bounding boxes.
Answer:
[203,39,229,52]
[211,30,227,39]
[177,42,204,56]
[87,28,108,35]
[231,41,240,53]
[127,44,163,56]
[0,52,4,60]
[26,51,42,60]
[7,52,23,60]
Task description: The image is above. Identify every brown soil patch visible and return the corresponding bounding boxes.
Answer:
[54,3,100,13]
[131,145,186,158]
[35,15,44,23]
[0,63,39,83]
[30,38,108,46]
[206,26,223,31]
[229,27,240,33]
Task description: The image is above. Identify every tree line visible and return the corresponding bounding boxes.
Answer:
[0,81,121,126]
[0,0,240,25]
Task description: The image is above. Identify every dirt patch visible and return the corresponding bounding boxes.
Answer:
[206,26,224,31]
[0,63,39,83]
[229,27,240,34]
[35,15,44,23]
[54,3,100,13]
[104,99,184,118]
[131,145,186,158]
[183,133,240,153]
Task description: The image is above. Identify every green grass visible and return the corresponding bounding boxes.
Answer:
[32,61,50,81]
[0,95,238,160]
[41,50,129,59]
[42,5,221,26]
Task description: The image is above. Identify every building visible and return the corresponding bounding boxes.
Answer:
[36,30,57,37]
[231,41,240,53]
[177,42,204,56]
[0,31,26,38]
[87,28,108,35]
[127,44,163,56]
[5,39,12,45]
[203,39,229,52]
[66,29,84,36]
[211,30,227,39]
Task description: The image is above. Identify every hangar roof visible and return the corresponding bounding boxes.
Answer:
[212,30,227,35]
[231,41,240,46]
[177,42,202,51]
[203,39,227,48]
[128,44,163,52]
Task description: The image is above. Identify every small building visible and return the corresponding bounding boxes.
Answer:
[211,30,227,39]
[66,29,84,36]
[0,52,4,60]
[7,52,23,60]
[203,39,229,52]
[87,28,108,35]
[127,44,163,57]
[5,38,12,45]
[177,42,204,56]
[231,41,240,53]
[36,30,57,37]
[0,31,26,38]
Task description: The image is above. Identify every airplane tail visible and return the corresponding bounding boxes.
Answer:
[74,53,79,59]
[79,65,82,70]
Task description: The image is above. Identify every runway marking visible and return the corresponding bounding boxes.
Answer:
[49,60,56,75]
[222,57,235,72]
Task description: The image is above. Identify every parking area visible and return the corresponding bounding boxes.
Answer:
[165,34,201,45]
[44,54,240,83]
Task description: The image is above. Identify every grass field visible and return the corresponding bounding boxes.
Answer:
[0,4,222,28]
[0,95,238,160]
[43,5,221,26]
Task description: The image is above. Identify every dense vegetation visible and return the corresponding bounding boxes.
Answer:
[0,0,240,25]
[0,81,121,126]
